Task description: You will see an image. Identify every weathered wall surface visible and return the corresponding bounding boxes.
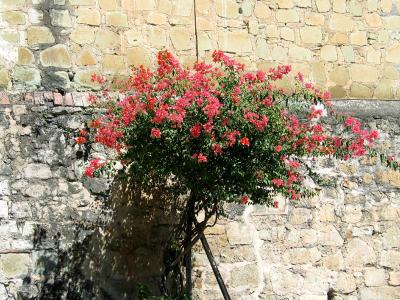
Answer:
[0,93,399,299]
[0,0,400,98]
[192,101,400,300]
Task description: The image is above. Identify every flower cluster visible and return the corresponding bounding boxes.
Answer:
[77,50,395,208]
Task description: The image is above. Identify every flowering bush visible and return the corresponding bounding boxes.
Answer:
[78,50,398,211]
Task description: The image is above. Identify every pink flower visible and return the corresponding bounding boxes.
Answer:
[197,153,207,163]
[190,124,202,138]
[271,178,284,187]
[151,128,161,138]
[275,145,283,152]
[240,137,250,147]
[241,195,249,205]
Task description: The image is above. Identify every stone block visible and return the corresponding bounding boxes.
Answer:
[329,66,350,86]
[289,45,312,60]
[70,26,95,45]
[300,26,322,44]
[74,69,101,90]
[359,287,400,300]
[350,64,378,83]
[1,11,26,25]
[332,0,346,12]
[341,46,355,62]
[127,47,151,67]
[277,0,294,8]
[320,251,344,270]
[0,253,31,278]
[374,80,393,99]
[386,16,400,29]
[69,0,95,5]
[50,9,72,27]
[148,27,167,48]
[102,54,125,74]
[364,268,386,287]
[329,14,354,32]
[18,48,34,65]
[289,208,312,224]
[170,28,192,51]
[226,222,252,245]
[27,26,55,47]
[365,13,382,27]
[99,0,118,10]
[76,49,97,66]
[321,45,337,61]
[366,48,381,64]
[336,273,356,293]
[350,31,367,46]
[215,0,238,18]
[276,9,299,23]
[230,263,258,288]
[0,69,10,89]
[386,44,400,64]
[146,12,167,25]
[77,8,101,26]
[389,272,400,286]
[254,2,271,19]
[318,225,344,246]
[368,0,378,11]
[95,29,120,50]
[14,67,41,86]
[218,31,252,53]
[344,238,376,268]
[350,83,373,98]
[24,164,52,179]
[40,44,71,68]
[305,13,325,26]
[316,0,330,12]
[106,12,128,27]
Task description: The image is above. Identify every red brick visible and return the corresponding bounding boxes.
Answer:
[64,93,73,106]
[54,93,63,106]
[43,91,53,101]
[0,92,9,105]
[25,92,34,102]
[34,92,45,105]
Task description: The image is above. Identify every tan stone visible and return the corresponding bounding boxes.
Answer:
[305,13,325,26]
[289,45,312,60]
[343,205,363,223]
[330,33,348,45]
[368,0,378,11]
[266,25,279,38]
[230,264,258,288]
[226,222,252,245]
[254,2,271,19]
[135,0,156,10]
[376,169,400,187]
[146,12,167,25]
[99,0,118,10]
[218,31,252,53]
[69,0,95,5]
[389,272,400,286]
[27,26,55,47]
[349,1,363,16]
[329,66,350,86]
[366,48,381,64]
[311,62,326,88]
[197,0,210,14]
[316,0,330,12]
[148,27,167,49]
[1,11,26,25]
[280,27,294,41]
[380,0,392,13]
[170,28,192,51]
[350,31,367,46]
[95,29,120,50]
[277,0,294,8]
[158,0,172,14]
[127,47,152,67]
[329,14,355,32]
[321,45,337,61]
[289,208,312,225]
[0,0,25,6]
[332,0,346,12]
[0,69,10,89]
[286,247,321,264]
[350,83,373,98]
[77,8,101,26]
[14,67,41,86]
[106,12,128,27]
[300,26,322,44]
[270,268,303,295]
[0,254,31,278]
[215,0,238,18]
[276,9,299,23]
[350,65,378,83]
[271,46,288,61]
[342,46,355,62]
[384,66,399,79]
[74,69,101,90]
[40,44,71,68]
[1,30,19,44]
[255,38,269,60]
[197,17,213,31]
[125,29,142,45]
[296,0,311,7]
[386,16,400,29]
[336,273,356,293]
[240,0,253,16]
[360,287,400,300]
[318,225,344,246]
[102,54,125,74]
[321,251,344,270]
[18,48,34,65]
[50,9,72,27]
[70,26,95,45]
[173,0,193,16]
[386,44,400,63]
[198,32,212,52]
[344,238,376,268]
[380,250,400,268]
[76,49,97,66]
[365,13,382,27]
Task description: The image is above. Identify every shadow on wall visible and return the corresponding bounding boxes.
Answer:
[33,176,184,300]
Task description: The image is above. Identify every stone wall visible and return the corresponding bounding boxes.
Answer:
[0,93,399,299]
[0,0,400,98]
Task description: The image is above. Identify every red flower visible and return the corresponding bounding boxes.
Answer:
[275,145,282,152]
[240,137,250,147]
[151,128,161,138]
[273,201,278,208]
[197,153,207,163]
[75,137,86,145]
[190,124,202,138]
[85,166,94,177]
[241,195,249,205]
[271,178,284,187]
[212,143,222,155]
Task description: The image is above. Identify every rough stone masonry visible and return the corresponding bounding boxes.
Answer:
[0,0,400,98]
[0,92,399,299]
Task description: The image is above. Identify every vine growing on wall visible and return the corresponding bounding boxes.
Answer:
[75,50,398,298]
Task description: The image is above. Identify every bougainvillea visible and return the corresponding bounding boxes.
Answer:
[78,50,398,211]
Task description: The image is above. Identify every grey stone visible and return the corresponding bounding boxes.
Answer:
[0,253,31,278]
[14,67,41,86]
[24,163,52,179]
